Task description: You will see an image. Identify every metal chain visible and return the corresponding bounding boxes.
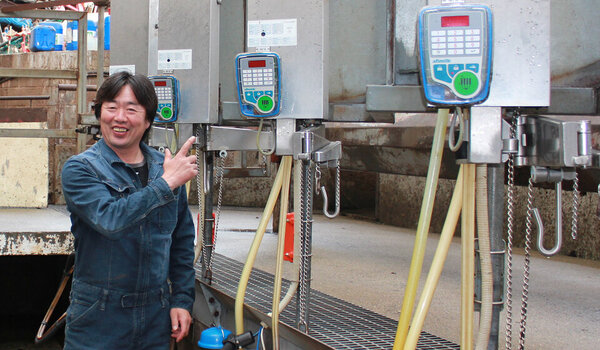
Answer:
[518,176,535,350]
[297,160,313,331]
[298,160,308,330]
[571,171,580,240]
[334,160,341,214]
[505,113,517,350]
[208,151,226,274]
[197,128,208,268]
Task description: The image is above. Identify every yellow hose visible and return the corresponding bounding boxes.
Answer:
[475,164,493,350]
[404,166,464,350]
[461,163,476,350]
[272,156,293,350]
[274,159,304,313]
[235,159,288,334]
[393,108,450,350]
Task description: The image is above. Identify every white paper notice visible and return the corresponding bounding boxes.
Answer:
[158,49,193,70]
[247,19,297,48]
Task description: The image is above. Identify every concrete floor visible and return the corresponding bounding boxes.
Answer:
[1,206,599,349]
[204,207,600,350]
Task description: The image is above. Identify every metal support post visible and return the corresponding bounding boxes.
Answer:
[97,6,106,88]
[77,13,87,116]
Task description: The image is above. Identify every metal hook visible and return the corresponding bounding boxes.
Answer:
[321,185,340,219]
[535,181,563,257]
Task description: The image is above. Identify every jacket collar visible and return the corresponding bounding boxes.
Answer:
[96,139,164,166]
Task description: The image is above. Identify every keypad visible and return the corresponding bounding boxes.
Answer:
[242,68,274,87]
[430,29,481,56]
[155,86,172,101]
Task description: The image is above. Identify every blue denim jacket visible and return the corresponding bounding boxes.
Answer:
[62,139,195,313]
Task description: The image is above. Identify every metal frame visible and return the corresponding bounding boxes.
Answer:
[0,129,77,138]
[0,9,99,153]
[365,85,598,116]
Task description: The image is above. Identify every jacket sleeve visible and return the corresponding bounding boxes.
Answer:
[62,157,176,239]
[168,187,196,313]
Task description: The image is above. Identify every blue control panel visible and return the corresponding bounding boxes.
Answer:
[149,75,180,123]
[418,5,493,105]
[235,52,281,118]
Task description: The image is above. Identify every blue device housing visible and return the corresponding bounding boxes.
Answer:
[418,5,493,106]
[149,75,180,123]
[235,52,281,118]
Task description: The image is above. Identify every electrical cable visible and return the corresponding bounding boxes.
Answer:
[448,107,465,152]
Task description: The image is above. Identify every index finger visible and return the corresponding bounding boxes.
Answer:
[179,321,190,341]
[177,136,196,157]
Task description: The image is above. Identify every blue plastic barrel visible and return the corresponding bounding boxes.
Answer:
[87,19,97,50]
[66,19,97,50]
[41,22,63,51]
[65,20,77,50]
[30,25,56,51]
[104,16,110,50]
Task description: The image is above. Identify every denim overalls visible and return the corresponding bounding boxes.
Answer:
[62,140,195,349]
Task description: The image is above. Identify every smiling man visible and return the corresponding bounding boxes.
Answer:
[62,72,198,349]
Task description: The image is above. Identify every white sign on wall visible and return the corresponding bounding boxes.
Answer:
[158,49,193,70]
[248,19,297,48]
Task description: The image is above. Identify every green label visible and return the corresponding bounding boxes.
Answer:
[453,71,479,97]
[160,107,173,120]
[257,95,274,113]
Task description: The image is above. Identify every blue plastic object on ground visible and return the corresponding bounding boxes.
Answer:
[198,327,232,349]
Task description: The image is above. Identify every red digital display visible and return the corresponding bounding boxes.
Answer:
[441,15,470,27]
[154,81,167,87]
[248,60,266,68]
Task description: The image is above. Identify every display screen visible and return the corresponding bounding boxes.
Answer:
[248,60,266,68]
[441,15,470,27]
[154,81,167,87]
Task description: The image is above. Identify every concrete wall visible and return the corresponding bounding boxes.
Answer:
[0,123,48,207]
[377,173,600,260]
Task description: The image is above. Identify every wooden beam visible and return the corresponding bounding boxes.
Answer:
[0,0,103,13]
[0,108,47,123]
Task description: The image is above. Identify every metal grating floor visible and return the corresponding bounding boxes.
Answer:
[196,254,460,350]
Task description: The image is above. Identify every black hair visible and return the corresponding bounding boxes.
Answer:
[93,71,158,140]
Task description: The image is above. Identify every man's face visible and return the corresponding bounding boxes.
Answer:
[99,85,150,154]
